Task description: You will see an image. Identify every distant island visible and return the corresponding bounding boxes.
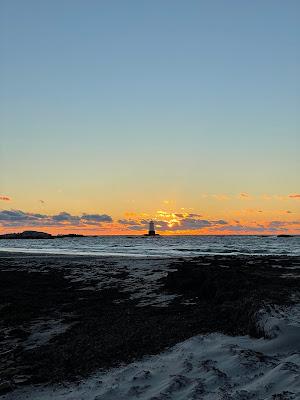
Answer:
[0,231,85,239]
[277,234,294,238]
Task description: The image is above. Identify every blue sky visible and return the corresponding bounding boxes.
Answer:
[0,1,299,233]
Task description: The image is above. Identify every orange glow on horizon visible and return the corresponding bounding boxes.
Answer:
[1,220,300,236]
[1,193,299,236]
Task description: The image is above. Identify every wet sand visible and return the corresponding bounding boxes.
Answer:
[0,252,299,395]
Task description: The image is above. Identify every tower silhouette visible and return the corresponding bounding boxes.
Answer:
[148,220,155,236]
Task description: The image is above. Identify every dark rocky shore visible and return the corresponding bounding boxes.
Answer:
[0,252,299,395]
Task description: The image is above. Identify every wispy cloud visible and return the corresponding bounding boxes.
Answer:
[81,214,112,223]
[217,224,267,233]
[118,219,142,226]
[261,194,300,201]
[216,220,300,233]
[0,196,11,201]
[239,192,250,199]
[178,218,227,230]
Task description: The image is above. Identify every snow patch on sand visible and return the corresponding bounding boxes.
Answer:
[3,305,300,400]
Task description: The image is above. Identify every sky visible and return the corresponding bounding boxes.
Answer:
[0,0,299,235]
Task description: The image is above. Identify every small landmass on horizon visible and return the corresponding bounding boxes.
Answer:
[0,231,85,239]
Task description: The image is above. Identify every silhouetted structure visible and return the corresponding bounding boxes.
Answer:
[148,220,155,236]
[144,221,160,236]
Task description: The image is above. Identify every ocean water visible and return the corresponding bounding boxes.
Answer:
[0,235,299,257]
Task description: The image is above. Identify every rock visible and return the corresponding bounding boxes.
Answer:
[277,234,294,238]
[0,230,53,239]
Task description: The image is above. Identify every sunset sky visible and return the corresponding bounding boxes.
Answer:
[1,1,299,235]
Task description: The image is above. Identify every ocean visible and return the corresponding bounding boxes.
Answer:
[0,235,299,257]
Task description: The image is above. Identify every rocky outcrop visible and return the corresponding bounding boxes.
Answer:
[0,231,86,239]
[0,231,53,239]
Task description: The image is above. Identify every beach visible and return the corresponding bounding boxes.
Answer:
[0,251,300,399]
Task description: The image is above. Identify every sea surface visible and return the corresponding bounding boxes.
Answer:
[0,235,300,257]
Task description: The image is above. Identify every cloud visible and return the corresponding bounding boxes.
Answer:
[155,220,175,230]
[217,224,268,233]
[0,210,113,227]
[175,213,202,218]
[212,220,228,225]
[118,219,142,226]
[0,196,11,201]
[239,192,250,199]
[159,218,227,231]
[82,214,112,223]
[163,200,171,204]
[130,225,147,231]
[268,221,284,229]
[118,215,228,232]
[0,210,46,221]
[261,194,296,201]
[0,210,49,227]
[217,222,286,233]
[118,219,149,231]
[216,220,300,234]
[52,212,80,223]
[174,216,227,231]
[268,220,300,228]
[178,218,211,230]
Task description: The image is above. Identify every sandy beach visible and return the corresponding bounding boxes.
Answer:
[0,252,300,399]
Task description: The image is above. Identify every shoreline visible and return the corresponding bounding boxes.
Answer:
[0,250,178,259]
[1,253,300,397]
[1,248,300,259]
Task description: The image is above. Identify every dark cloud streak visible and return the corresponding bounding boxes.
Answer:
[0,210,113,227]
[0,196,11,201]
